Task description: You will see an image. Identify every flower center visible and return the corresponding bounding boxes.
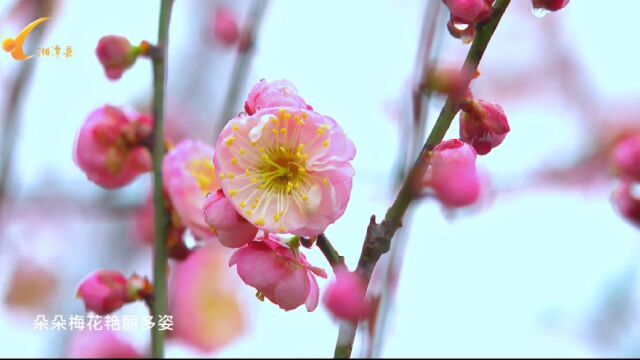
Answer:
[187,159,217,195]
[258,146,308,194]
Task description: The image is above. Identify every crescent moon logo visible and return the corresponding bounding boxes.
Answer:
[2,17,50,61]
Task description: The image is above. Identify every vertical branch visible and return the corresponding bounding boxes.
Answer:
[0,3,48,223]
[366,2,446,357]
[150,0,174,358]
[216,0,268,138]
[333,0,512,357]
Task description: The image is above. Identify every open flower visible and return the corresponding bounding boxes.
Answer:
[74,106,152,189]
[171,243,245,352]
[229,235,327,311]
[163,139,219,239]
[215,105,355,237]
[244,80,311,116]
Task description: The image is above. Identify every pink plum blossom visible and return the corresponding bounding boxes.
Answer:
[243,79,311,116]
[532,0,570,11]
[67,330,141,358]
[171,243,245,352]
[203,190,258,248]
[96,35,137,81]
[212,7,240,47]
[215,96,355,237]
[74,105,152,189]
[443,0,493,24]
[611,135,640,182]
[76,270,129,315]
[425,139,481,208]
[459,99,510,155]
[163,139,220,240]
[323,267,373,323]
[229,235,327,311]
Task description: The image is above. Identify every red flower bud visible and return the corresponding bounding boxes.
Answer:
[459,99,509,155]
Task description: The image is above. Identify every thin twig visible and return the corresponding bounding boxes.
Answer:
[316,233,345,271]
[367,2,447,356]
[150,1,174,358]
[333,1,512,357]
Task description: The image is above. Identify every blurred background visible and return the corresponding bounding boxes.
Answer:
[1,0,640,357]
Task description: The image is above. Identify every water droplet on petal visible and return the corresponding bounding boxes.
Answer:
[453,22,469,31]
[532,7,549,18]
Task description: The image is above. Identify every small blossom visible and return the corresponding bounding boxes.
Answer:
[425,139,481,208]
[612,181,640,228]
[229,235,327,311]
[96,36,137,81]
[243,79,311,116]
[459,99,509,155]
[216,83,355,237]
[74,106,152,189]
[443,0,493,24]
[203,190,258,248]
[171,243,245,352]
[532,0,570,11]
[163,139,220,240]
[611,135,640,181]
[76,270,129,315]
[67,330,141,358]
[323,267,373,323]
[212,7,240,47]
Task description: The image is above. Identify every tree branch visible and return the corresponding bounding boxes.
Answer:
[333,1,512,357]
[150,1,174,358]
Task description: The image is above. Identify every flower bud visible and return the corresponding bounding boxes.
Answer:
[426,139,481,208]
[229,235,326,311]
[74,106,152,189]
[443,0,493,24]
[323,268,373,323]
[459,99,509,155]
[76,270,128,315]
[203,190,258,248]
[611,135,640,181]
[243,79,310,115]
[612,181,640,228]
[532,0,570,11]
[96,36,137,81]
[212,7,240,47]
